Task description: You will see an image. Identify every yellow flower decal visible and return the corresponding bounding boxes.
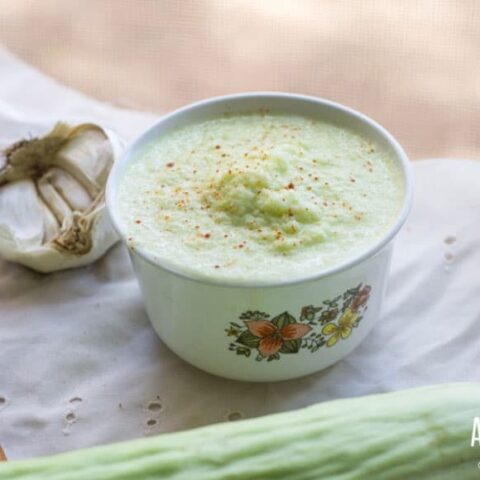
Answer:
[322,308,358,347]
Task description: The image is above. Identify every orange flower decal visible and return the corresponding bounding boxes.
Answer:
[245,319,312,357]
[351,285,371,312]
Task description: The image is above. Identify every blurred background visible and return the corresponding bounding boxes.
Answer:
[0,0,479,160]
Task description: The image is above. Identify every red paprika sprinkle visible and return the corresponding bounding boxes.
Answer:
[166,162,175,168]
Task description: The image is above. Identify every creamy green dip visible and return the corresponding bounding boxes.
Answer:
[118,114,404,282]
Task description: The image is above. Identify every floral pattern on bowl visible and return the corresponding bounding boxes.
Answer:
[226,284,371,361]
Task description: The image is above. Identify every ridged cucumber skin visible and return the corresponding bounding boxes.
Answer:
[1,383,479,480]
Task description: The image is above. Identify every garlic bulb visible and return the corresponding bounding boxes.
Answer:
[0,122,123,272]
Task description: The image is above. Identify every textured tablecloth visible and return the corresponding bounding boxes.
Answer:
[1,47,479,460]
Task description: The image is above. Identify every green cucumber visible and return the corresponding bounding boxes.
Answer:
[1,383,479,479]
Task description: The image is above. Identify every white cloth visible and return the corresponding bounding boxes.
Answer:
[1,46,479,460]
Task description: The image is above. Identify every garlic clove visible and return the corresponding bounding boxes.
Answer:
[55,124,113,196]
[45,167,92,212]
[0,122,123,272]
[0,179,45,248]
[37,174,73,225]
[40,196,59,243]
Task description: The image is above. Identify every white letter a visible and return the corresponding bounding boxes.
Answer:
[471,417,480,447]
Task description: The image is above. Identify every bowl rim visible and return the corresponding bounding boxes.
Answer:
[106,92,414,288]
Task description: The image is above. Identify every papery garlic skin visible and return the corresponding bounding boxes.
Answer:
[0,123,123,272]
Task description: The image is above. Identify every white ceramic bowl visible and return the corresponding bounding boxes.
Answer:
[106,93,413,382]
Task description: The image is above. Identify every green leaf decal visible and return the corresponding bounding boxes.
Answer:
[280,339,301,354]
[236,331,261,349]
[271,311,296,329]
[267,353,281,362]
